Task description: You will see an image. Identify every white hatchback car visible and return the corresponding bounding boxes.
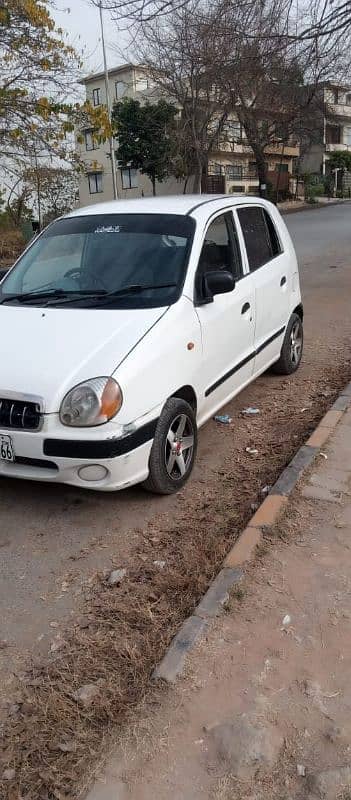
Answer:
[0,195,303,494]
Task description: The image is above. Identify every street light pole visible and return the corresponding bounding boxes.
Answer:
[99,1,118,200]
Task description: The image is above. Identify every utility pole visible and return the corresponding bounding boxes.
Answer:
[99,1,118,200]
[33,141,42,230]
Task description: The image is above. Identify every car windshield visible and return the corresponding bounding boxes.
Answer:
[0,213,195,309]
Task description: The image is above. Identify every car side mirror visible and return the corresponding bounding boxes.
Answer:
[205,269,235,298]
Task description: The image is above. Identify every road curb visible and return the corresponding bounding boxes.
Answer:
[280,199,351,216]
[153,380,351,684]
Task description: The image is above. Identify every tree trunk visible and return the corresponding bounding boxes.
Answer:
[275,144,285,204]
[192,150,203,194]
[255,153,268,199]
[183,175,189,194]
[151,175,156,196]
[192,169,202,194]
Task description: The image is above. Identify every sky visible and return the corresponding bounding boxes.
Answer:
[52,0,129,75]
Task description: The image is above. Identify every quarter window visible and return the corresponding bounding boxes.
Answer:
[88,172,103,194]
[264,209,282,257]
[237,206,282,270]
[197,212,242,280]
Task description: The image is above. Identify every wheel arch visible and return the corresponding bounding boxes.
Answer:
[170,385,197,412]
[293,303,304,320]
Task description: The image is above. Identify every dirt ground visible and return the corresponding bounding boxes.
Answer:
[88,409,351,800]
[1,204,351,798]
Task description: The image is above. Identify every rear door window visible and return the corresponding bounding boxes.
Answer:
[237,206,282,271]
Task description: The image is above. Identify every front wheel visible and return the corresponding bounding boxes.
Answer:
[143,397,197,495]
[272,313,303,375]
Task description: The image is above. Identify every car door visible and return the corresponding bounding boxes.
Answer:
[194,210,256,422]
[235,204,290,375]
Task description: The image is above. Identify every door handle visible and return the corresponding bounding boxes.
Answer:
[241,302,251,314]
[280,276,287,287]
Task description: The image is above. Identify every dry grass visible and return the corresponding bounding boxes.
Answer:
[1,359,350,800]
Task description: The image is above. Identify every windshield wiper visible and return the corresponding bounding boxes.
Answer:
[0,289,71,305]
[45,283,178,307]
[0,289,106,306]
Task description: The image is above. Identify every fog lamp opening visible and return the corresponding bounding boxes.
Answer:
[78,464,109,482]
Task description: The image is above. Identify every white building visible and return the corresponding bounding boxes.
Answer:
[77,63,299,205]
[300,82,351,175]
[77,63,186,206]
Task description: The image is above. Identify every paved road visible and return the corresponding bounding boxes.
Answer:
[0,203,350,693]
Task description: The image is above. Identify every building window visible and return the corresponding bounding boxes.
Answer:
[208,163,224,176]
[84,130,97,151]
[226,164,242,179]
[248,161,257,176]
[344,126,351,145]
[224,120,242,142]
[346,93,351,107]
[92,87,101,107]
[326,125,341,144]
[275,163,289,173]
[231,185,244,192]
[121,167,138,189]
[115,81,127,100]
[88,172,103,194]
[135,77,148,92]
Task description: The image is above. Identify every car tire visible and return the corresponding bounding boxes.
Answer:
[272,312,303,375]
[143,397,198,495]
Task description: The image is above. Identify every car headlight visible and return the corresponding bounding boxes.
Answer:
[60,377,123,427]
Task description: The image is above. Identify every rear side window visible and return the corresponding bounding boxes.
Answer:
[237,206,282,271]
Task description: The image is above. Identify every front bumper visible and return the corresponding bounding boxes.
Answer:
[0,416,158,491]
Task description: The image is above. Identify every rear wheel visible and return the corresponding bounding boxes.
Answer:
[143,397,197,495]
[272,312,303,375]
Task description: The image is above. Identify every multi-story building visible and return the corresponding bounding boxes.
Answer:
[77,63,299,205]
[300,82,351,175]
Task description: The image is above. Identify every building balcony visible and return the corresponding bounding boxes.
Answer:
[213,139,253,155]
[265,142,300,157]
[328,103,351,119]
[84,160,104,173]
[325,143,351,153]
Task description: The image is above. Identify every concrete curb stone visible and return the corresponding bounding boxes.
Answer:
[153,380,351,684]
[195,567,243,619]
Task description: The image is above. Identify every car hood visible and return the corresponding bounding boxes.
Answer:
[0,304,167,412]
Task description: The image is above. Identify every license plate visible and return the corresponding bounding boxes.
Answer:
[0,434,14,462]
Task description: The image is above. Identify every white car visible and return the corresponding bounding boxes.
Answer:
[0,195,303,494]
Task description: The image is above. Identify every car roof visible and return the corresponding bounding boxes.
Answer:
[66,194,274,222]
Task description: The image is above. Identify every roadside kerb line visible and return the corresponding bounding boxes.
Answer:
[153,379,351,684]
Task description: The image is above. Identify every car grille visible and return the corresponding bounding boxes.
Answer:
[0,398,42,431]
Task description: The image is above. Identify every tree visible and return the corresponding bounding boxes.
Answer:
[0,1,82,164]
[24,166,79,225]
[140,0,351,196]
[112,97,177,194]
[296,0,351,40]
[91,0,194,23]
[139,1,238,192]
[6,185,32,228]
[328,151,351,172]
